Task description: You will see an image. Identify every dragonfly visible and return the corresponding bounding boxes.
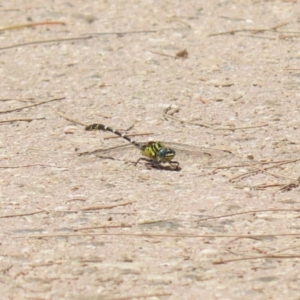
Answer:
[79,123,233,171]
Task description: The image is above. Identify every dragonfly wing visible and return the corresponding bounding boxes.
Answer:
[79,143,134,156]
[166,142,234,167]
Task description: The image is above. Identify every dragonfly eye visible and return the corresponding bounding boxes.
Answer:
[157,148,167,157]
[157,147,176,159]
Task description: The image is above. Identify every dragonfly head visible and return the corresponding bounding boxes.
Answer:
[157,147,176,162]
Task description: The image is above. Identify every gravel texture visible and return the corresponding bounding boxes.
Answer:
[1,1,300,299]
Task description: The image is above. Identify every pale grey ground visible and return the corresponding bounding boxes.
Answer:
[1,0,300,299]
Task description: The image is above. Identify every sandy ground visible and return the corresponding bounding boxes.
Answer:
[1,0,300,299]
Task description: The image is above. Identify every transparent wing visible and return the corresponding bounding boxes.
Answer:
[166,142,234,168]
[165,141,232,155]
[79,143,134,156]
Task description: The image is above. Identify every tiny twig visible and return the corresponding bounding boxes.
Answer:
[14,232,300,239]
[252,183,284,190]
[241,159,294,181]
[87,29,157,36]
[0,97,34,102]
[50,201,135,213]
[163,106,212,128]
[268,243,300,256]
[208,159,287,171]
[96,293,172,300]
[79,200,135,211]
[150,50,177,59]
[0,36,94,51]
[0,117,45,124]
[66,198,87,203]
[0,210,44,219]
[0,21,65,32]
[273,176,300,194]
[196,208,300,222]
[230,158,300,182]
[163,105,268,130]
[238,34,277,40]
[0,164,67,169]
[216,124,269,131]
[73,224,132,231]
[0,265,12,274]
[0,28,185,51]
[150,49,188,59]
[208,22,289,37]
[163,106,180,116]
[214,254,300,264]
[55,110,86,126]
[0,97,66,114]
[277,30,300,35]
[279,34,300,39]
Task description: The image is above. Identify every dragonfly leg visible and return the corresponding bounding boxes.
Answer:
[169,161,180,170]
[135,157,181,171]
[135,157,153,168]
